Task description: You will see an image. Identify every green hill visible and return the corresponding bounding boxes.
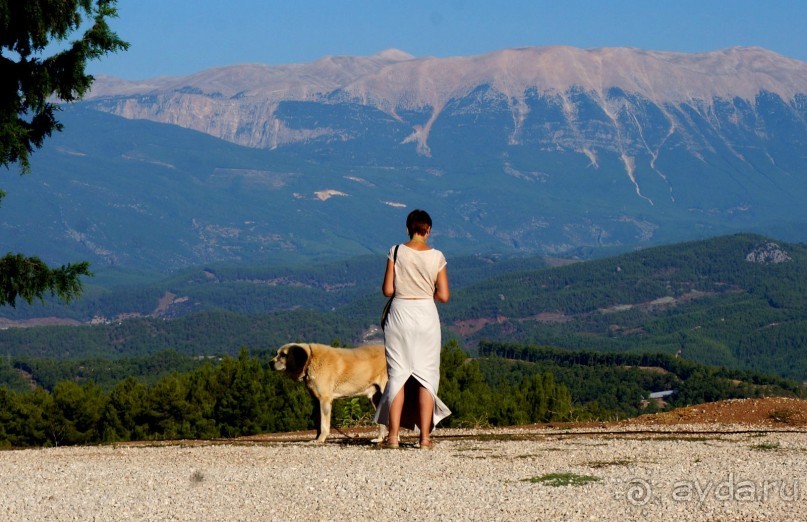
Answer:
[441,233,807,380]
[2,233,807,380]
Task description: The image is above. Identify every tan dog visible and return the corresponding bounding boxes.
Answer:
[269,343,388,443]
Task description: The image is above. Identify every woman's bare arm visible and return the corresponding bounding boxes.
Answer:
[382,257,395,297]
[434,266,450,303]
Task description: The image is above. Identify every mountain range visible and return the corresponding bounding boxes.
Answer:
[4,46,807,277]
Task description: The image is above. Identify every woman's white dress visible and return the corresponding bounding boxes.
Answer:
[373,245,451,432]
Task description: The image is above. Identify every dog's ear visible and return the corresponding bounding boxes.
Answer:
[285,343,311,381]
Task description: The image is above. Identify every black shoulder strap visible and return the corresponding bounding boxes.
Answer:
[391,244,400,290]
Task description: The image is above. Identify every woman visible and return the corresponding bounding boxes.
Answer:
[374,209,451,449]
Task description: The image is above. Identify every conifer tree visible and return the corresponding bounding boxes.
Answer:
[0,1,128,306]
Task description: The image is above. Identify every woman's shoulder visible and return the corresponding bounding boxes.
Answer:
[427,247,447,265]
[396,243,445,259]
[388,244,403,259]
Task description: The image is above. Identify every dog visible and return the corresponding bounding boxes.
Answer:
[269,342,388,443]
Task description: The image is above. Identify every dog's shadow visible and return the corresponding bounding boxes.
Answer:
[332,437,379,447]
[331,437,420,450]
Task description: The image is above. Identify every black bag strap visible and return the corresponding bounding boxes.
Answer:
[391,244,400,288]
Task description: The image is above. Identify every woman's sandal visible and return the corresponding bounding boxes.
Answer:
[418,441,435,450]
[379,438,399,449]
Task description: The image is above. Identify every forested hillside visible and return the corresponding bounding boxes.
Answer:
[442,234,807,380]
[479,341,802,416]
[2,233,807,381]
[0,252,549,322]
[4,231,807,449]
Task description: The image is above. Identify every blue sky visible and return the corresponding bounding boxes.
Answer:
[90,0,807,80]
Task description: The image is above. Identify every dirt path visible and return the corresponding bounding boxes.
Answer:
[1,397,805,521]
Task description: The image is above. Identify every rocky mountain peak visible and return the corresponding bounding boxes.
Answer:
[75,45,807,212]
[746,243,792,264]
[87,45,807,105]
[84,46,807,151]
[372,48,416,61]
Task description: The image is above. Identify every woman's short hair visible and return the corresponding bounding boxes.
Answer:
[406,209,432,238]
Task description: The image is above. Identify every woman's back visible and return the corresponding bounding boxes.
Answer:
[391,244,446,299]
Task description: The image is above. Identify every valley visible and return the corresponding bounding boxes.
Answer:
[4,46,807,274]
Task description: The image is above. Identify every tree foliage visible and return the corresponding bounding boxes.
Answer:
[0,253,90,307]
[0,0,127,308]
[1,0,128,173]
[479,340,803,419]
[0,340,802,448]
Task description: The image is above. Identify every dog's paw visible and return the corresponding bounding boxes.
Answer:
[371,425,388,443]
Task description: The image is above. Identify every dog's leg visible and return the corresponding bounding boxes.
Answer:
[315,398,332,443]
[373,424,388,444]
[309,398,322,442]
[369,387,387,443]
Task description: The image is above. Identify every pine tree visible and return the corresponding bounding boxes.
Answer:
[1,1,127,307]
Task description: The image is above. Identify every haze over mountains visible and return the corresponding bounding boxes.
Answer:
[6,46,807,275]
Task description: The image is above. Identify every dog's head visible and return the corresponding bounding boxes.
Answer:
[269,343,312,381]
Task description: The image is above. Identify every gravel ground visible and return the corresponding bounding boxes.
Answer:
[1,423,805,521]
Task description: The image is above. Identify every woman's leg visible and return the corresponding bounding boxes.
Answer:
[418,384,434,445]
[386,386,405,444]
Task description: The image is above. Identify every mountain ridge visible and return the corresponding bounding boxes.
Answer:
[5,45,807,274]
[84,46,807,152]
[88,46,807,104]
